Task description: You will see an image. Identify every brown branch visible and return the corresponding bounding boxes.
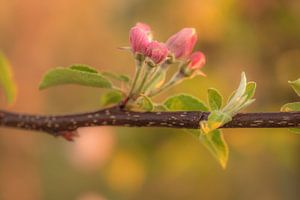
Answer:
[0,106,300,137]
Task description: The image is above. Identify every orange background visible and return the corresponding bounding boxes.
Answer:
[0,0,300,199]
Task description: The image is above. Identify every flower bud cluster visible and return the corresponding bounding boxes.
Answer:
[129,23,168,64]
[127,22,207,99]
[130,22,205,72]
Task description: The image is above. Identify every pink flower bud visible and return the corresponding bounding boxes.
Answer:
[135,22,151,32]
[145,41,169,64]
[187,51,206,70]
[129,22,152,54]
[166,28,198,59]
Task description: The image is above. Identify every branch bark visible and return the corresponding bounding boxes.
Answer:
[0,106,300,136]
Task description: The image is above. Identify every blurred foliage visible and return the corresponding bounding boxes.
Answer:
[0,52,17,104]
[0,0,300,199]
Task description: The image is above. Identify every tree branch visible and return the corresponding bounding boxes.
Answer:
[0,106,300,136]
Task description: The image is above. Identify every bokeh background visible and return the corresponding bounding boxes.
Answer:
[0,0,300,199]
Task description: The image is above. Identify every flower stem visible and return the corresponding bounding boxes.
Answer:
[135,64,153,96]
[128,59,144,98]
[142,66,164,93]
[149,71,184,97]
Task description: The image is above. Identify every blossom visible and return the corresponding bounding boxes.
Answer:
[187,51,206,70]
[145,41,169,64]
[129,22,152,54]
[165,28,197,59]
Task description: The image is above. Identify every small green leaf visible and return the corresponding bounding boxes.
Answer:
[226,82,256,104]
[230,72,247,103]
[39,67,112,90]
[136,95,154,111]
[244,82,256,100]
[0,52,17,104]
[224,72,247,109]
[200,111,232,134]
[226,91,236,104]
[102,72,131,84]
[281,102,300,112]
[119,75,131,83]
[100,90,123,106]
[70,64,98,73]
[223,72,255,115]
[208,111,232,124]
[289,79,300,96]
[208,88,223,110]
[281,103,300,134]
[184,129,229,168]
[164,94,209,111]
[200,129,229,169]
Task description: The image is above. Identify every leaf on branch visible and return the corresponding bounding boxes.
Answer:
[100,90,123,106]
[281,102,300,134]
[223,72,256,115]
[200,111,232,134]
[201,73,256,135]
[200,129,229,169]
[39,66,112,90]
[223,72,247,112]
[163,94,228,168]
[289,79,300,96]
[164,94,209,111]
[0,52,17,104]
[244,82,256,100]
[281,83,300,134]
[208,88,223,111]
[70,64,99,73]
[281,102,300,112]
[102,72,131,84]
[136,95,154,111]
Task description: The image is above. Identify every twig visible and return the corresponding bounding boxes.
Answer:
[0,106,300,136]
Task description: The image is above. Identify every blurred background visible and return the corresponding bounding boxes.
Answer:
[0,0,300,199]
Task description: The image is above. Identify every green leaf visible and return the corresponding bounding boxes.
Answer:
[244,82,256,100]
[39,67,112,90]
[200,129,229,169]
[281,103,300,134]
[70,64,98,73]
[208,88,223,110]
[136,95,154,111]
[226,90,236,104]
[0,52,17,104]
[200,111,232,134]
[102,72,131,84]
[208,111,232,124]
[224,72,247,109]
[164,94,209,111]
[223,72,255,115]
[119,75,131,83]
[226,82,256,104]
[100,90,123,106]
[281,102,300,112]
[230,72,247,103]
[289,79,300,96]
